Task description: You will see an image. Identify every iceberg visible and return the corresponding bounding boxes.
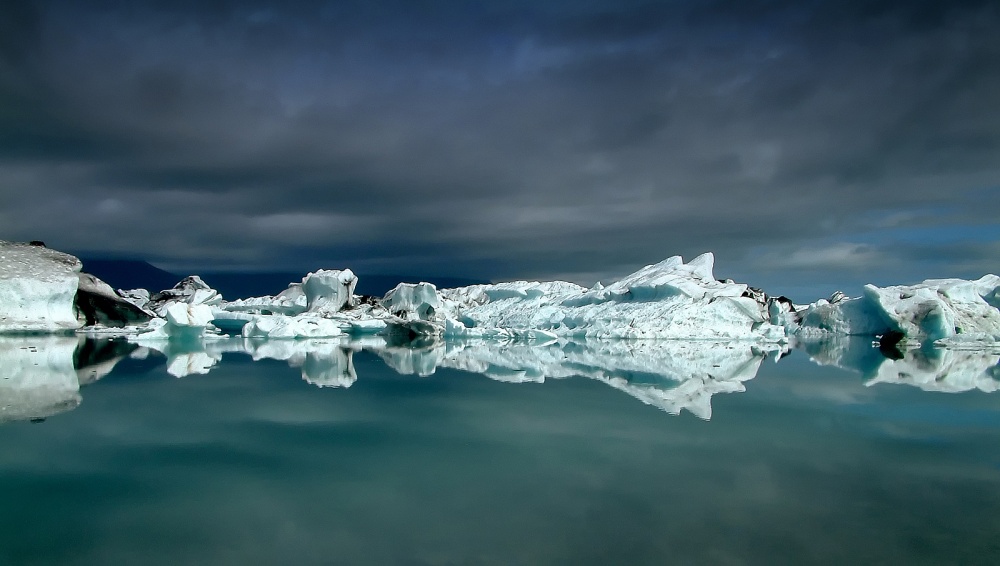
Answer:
[302,269,357,313]
[209,253,786,342]
[794,275,1000,347]
[147,275,223,314]
[0,241,83,333]
[0,241,155,333]
[3,240,996,354]
[242,314,344,339]
[131,303,221,341]
[76,272,152,326]
[439,253,783,341]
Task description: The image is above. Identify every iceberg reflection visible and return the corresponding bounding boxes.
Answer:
[795,335,1000,393]
[368,338,772,419]
[0,335,136,423]
[2,332,998,425]
[0,336,80,422]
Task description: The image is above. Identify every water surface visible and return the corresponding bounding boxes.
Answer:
[1,336,999,565]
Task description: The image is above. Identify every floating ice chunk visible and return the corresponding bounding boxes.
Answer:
[382,282,441,320]
[796,275,1000,345]
[148,276,223,314]
[222,283,308,317]
[131,303,220,341]
[242,314,344,339]
[303,269,357,313]
[795,293,891,337]
[0,241,82,333]
[164,303,216,328]
[867,276,1000,345]
[0,336,81,422]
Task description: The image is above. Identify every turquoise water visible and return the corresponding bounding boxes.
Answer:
[1,337,1000,565]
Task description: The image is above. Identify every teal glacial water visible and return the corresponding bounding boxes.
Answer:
[1,336,999,565]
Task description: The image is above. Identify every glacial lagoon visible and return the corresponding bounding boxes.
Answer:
[2,336,1000,565]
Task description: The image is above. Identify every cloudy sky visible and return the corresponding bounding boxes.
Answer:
[1,0,998,300]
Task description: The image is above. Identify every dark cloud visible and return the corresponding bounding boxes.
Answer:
[1,0,997,297]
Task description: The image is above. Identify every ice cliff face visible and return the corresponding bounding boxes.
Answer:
[0,241,83,333]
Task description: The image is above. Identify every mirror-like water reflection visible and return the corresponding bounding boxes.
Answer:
[4,335,1000,423]
[2,336,1000,564]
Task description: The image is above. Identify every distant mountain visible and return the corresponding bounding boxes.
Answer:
[195,272,306,301]
[79,258,180,293]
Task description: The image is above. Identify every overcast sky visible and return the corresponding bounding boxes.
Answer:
[1,0,998,300]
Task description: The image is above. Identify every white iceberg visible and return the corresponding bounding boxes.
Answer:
[0,241,82,333]
[795,275,1000,346]
[223,283,308,317]
[212,253,786,341]
[242,314,345,339]
[439,253,783,341]
[131,303,221,341]
[302,269,357,314]
[147,275,224,314]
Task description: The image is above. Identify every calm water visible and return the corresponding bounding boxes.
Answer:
[1,336,1000,565]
